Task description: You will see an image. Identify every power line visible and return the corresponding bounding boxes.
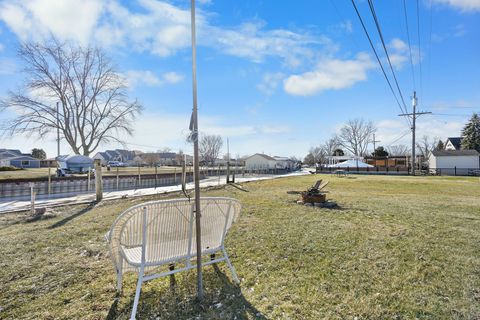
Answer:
[350,0,411,127]
[402,0,416,90]
[416,0,423,96]
[387,130,411,146]
[367,0,411,125]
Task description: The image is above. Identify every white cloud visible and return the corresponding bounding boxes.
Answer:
[387,38,421,70]
[0,43,4,52]
[125,70,184,88]
[0,0,103,44]
[163,71,183,84]
[0,0,332,67]
[283,52,374,96]
[257,72,284,95]
[432,0,480,11]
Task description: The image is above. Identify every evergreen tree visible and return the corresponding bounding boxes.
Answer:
[461,113,480,152]
[435,140,444,151]
[372,146,389,157]
[31,148,46,160]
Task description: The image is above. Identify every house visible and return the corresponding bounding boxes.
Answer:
[244,153,277,169]
[0,149,41,168]
[92,149,137,165]
[444,137,463,150]
[57,154,94,173]
[273,156,295,170]
[244,153,295,170]
[428,150,480,175]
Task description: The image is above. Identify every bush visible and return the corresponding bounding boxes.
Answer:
[0,166,23,171]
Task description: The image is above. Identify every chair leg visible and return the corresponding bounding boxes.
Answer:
[222,248,240,284]
[130,267,144,320]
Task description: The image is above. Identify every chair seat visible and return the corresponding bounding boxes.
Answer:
[121,241,220,267]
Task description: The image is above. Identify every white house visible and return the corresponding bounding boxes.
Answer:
[273,156,295,170]
[444,137,463,151]
[244,153,277,170]
[429,150,480,175]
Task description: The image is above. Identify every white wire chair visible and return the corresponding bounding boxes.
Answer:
[106,197,242,320]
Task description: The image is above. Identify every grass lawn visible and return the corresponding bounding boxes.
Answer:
[0,174,479,319]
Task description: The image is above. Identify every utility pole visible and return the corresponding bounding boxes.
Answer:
[398,91,431,175]
[372,133,381,153]
[190,0,203,301]
[56,101,60,157]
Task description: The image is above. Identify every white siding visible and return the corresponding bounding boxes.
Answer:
[429,155,479,169]
[245,154,276,169]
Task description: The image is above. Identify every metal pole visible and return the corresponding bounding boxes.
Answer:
[190,0,203,300]
[30,183,35,215]
[94,159,103,202]
[412,91,417,176]
[56,101,60,157]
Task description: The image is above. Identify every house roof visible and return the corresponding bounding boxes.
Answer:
[245,153,276,161]
[446,137,463,149]
[7,155,40,161]
[431,150,479,156]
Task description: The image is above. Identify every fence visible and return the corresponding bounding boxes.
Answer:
[316,166,480,176]
[0,165,289,202]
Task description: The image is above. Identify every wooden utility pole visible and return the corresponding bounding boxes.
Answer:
[190,0,204,301]
[94,159,103,201]
[372,133,380,153]
[398,91,431,175]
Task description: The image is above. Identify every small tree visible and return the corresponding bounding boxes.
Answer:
[435,140,445,151]
[372,146,389,157]
[461,113,480,152]
[31,148,46,160]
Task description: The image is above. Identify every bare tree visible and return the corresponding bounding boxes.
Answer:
[387,144,410,156]
[416,135,439,158]
[141,153,160,167]
[199,134,223,165]
[335,119,376,156]
[0,39,142,156]
[322,137,339,156]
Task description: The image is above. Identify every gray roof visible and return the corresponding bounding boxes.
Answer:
[431,150,479,156]
[246,153,276,161]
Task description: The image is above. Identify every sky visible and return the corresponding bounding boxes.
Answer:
[0,0,479,159]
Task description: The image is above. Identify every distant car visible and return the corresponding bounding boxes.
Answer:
[108,161,125,167]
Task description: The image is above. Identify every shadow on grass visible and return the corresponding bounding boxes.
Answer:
[47,202,97,229]
[107,264,267,320]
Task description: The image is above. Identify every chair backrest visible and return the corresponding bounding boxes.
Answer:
[108,197,241,268]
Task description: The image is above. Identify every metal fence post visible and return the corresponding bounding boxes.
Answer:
[454,166,457,176]
[94,159,103,201]
[30,182,35,215]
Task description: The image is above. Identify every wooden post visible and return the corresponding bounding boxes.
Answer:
[174,167,177,185]
[94,159,103,202]
[30,182,35,215]
[116,167,119,190]
[48,167,51,196]
[155,165,158,188]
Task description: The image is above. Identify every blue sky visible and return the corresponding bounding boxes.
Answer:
[0,0,479,158]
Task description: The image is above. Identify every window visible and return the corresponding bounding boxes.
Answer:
[21,160,29,166]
